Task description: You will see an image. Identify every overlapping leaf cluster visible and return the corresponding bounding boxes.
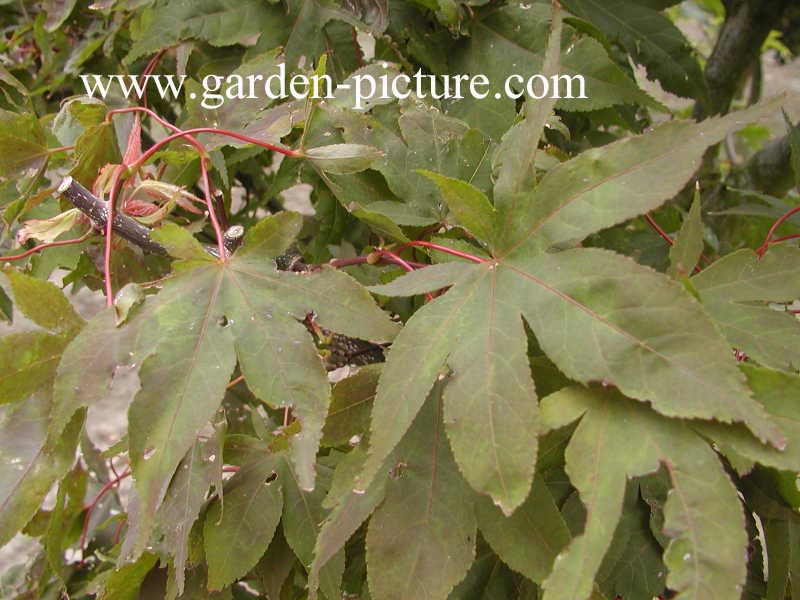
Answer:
[1,1,800,599]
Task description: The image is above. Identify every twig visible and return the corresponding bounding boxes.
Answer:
[57,176,169,256]
[644,214,674,247]
[226,374,245,388]
[58,177,252,262]
[223,225,245,255]
[79,464,241,563]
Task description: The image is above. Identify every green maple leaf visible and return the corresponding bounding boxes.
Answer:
[330,101,493,226]
[52,212,398,555]
[0,270,84,546]
[126,0,278,63]
[0,269,83,406]
[445,2,664,138]
[255,0,368,69]
[365,385,476,600]
[668,186,704,278]
[278,456,345,599]
[183,49,294,150]
[308,447,389,598]
[159,425,223,596]
[204,455,283,591]
[539,386,747,600]
[559,0,708,101]
[355,8,792,516]
[697,365,800,475]
[691,246,800,372]
[0,111,49,180]
[475,473,571,584]
[594,481,666,599]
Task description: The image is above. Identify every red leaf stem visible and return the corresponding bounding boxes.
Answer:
[0,229,93,263]
[395,240,486,263]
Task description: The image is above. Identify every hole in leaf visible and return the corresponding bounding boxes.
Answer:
[389,461,407,479]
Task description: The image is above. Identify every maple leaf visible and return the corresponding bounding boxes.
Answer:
[0,270,84,545]
[691,246,800,372]
[51,212,398,554]
[355,12,791,515]
[538,385,747,600]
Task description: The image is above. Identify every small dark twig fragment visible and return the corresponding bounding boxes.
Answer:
[223,225,245,255]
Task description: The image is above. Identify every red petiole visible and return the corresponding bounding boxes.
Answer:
[130,127,299,172]
[79,463,240,565]
[395,240,486,264]
[108,108,227,260]
[644,213,711,271]
[757,205,800,257]
[378,248,435,301]
[328,255,428,270]
[0,230,93,263]
[103,166,126,306]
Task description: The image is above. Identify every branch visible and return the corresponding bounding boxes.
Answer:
[693,0,791,120]
[59,177,248,259]
[58,176,168,256]
[745,124,798,197]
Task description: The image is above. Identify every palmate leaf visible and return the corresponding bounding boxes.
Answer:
[160,424,223,597]
[0,396,83,547]
[52,213,397,556]
[365,385,476,600]
[97,553,159,600]
[697,366,800,475]
[445,3,662,139]
[313,394,469,600]
[204,455,283,590]
[278,456,345,599]
[0,330,71,406]
[493,95,798,254]
[0,110,49,179]
[539,386,747,600]
[308,448,389,598]
[449,540,525,600]
[475,474,571,584]
[746,478,800,600]
[126,0,277,63]
[69,121,119,188]
[691,246,800,372]
[559,0,707,101]
[331,101,492,226]
[184,50,294,150]
[358,94,790,516]
[255,0,365,69]
[0,271,85,545]
[595,481,666,599]
[321,364,380,447]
